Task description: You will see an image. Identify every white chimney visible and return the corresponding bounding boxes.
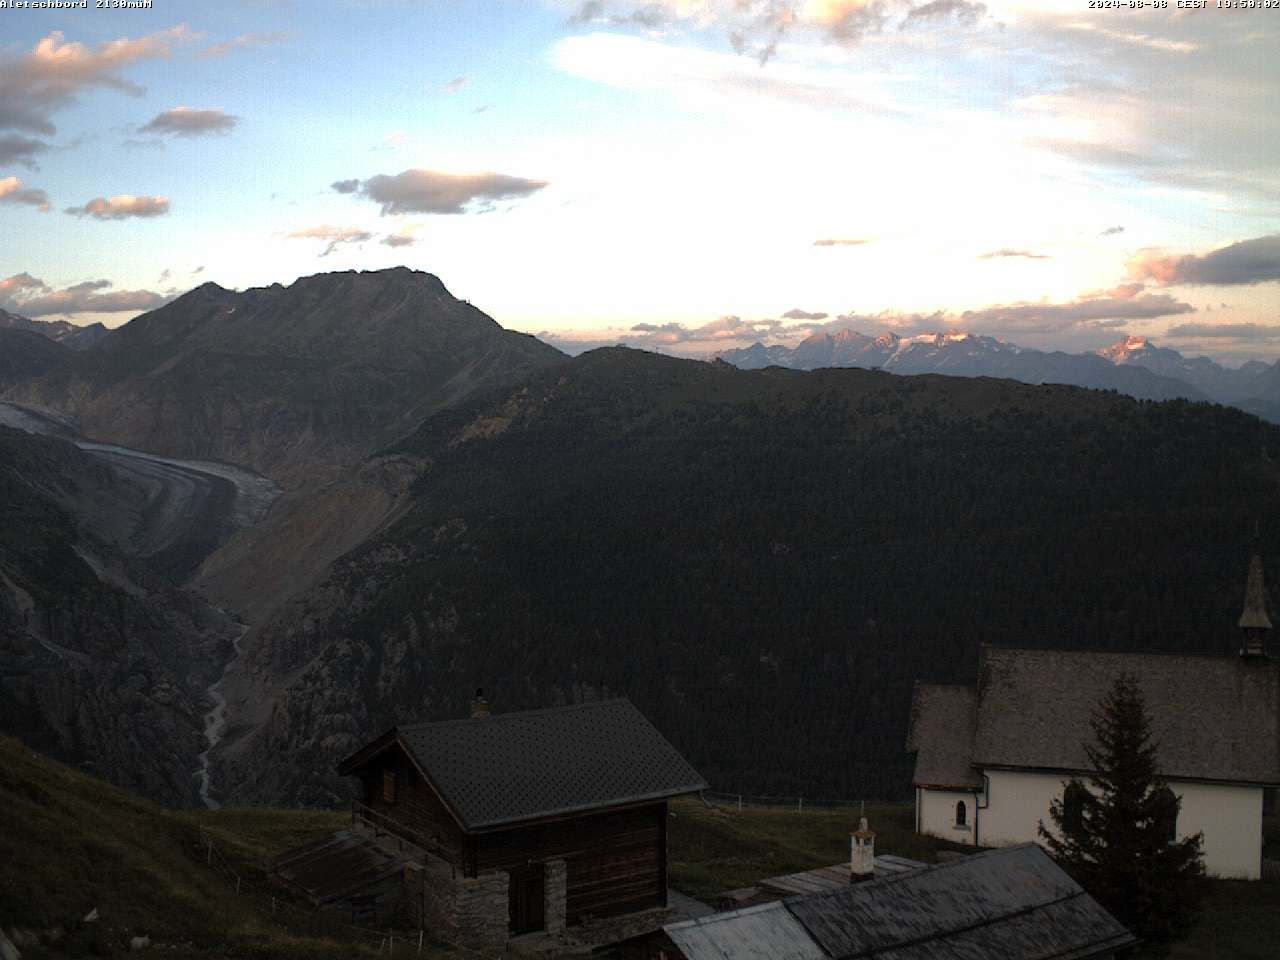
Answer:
[850,817,875,884]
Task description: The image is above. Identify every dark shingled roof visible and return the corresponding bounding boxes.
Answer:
[784,844,1135,960]
[906,684,982,789]
[390,699,707,830]
[911,646,1280,787]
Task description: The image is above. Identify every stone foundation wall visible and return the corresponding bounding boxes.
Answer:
[544,859,567,935]
[407,854,509,957]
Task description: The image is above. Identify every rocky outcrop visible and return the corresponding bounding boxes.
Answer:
[0,425,237,805]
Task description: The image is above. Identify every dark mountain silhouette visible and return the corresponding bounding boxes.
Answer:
[0,308,110,351]
[7,269,567,488]
[0,327,71,388]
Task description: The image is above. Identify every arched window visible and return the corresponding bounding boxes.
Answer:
[955,800,967,827]
[1062,781,1088,836]
[1153,786,1178,843]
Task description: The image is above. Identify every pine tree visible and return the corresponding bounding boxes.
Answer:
[1038,672,1206,956]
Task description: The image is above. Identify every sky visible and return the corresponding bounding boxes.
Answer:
[2,0,1279,363]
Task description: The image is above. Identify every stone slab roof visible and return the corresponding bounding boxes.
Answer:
[971,647,1280,785]
[389,698,707,830]
[906,684,982,789]
[670,845,1134,960]
[666,902,828,960]
[786,845,1135,960]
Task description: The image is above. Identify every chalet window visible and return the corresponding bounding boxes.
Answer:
[383,770,396,804]
[1153,786,1177,843]
[1062,782,1088,835]
[955,800,967,827]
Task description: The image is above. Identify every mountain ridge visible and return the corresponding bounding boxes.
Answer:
[5,268,567,488]
[715,329,1273,415]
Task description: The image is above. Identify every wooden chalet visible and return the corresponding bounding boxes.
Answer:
[336,696,708,937]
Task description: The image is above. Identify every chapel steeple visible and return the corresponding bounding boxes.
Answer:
[1239,532,1272,658]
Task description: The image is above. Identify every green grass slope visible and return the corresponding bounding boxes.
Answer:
[0,736,451,958]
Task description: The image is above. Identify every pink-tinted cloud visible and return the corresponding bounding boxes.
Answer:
[0,27,198,136]
[0,176,50,212]
[0,272,168,317]
[196,32,287,60]
[65,195,170,219]
[961,292,1194,333]
[1129,235,1280,287]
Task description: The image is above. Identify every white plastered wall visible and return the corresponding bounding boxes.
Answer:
[976,769,1264,880]
[917,787,979,846]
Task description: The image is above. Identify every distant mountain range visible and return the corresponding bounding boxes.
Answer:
[0,308,111,351]
[716,330,1279,420]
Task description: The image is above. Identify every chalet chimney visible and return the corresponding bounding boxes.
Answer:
[1239,539,1272,659]
[850,817,875,884]
[470,688,490,719]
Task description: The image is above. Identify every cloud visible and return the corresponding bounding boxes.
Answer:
[381,223,423,248]
[978,248,1049,260]
[0,134,48,170]
[813,237,870,247]
[561,0,987,59]
[331,178,360,194]
[1100,226,1125,237]
[782,308,828,320]
[196,32,287,59]
[140,106,238,137]
[0,176,50,212]
[443,76,467,93]
[960,292,1194,333]
[0,27,197,138]
[286,225,374,256]
[569,0,676,29]
[1128,235,1280,287]
[903,0,986,26]
[64,195,170,219]
[1165,322,1280,341]
[628,314,787,346]
[192,265,205,275]
[0,272,168,317]
[0,273,47,300]
[336,168,549,215]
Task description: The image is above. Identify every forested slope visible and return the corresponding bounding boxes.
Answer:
[219,349,1280,804]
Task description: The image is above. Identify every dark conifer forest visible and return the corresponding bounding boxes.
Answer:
[241,348,1280,803]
